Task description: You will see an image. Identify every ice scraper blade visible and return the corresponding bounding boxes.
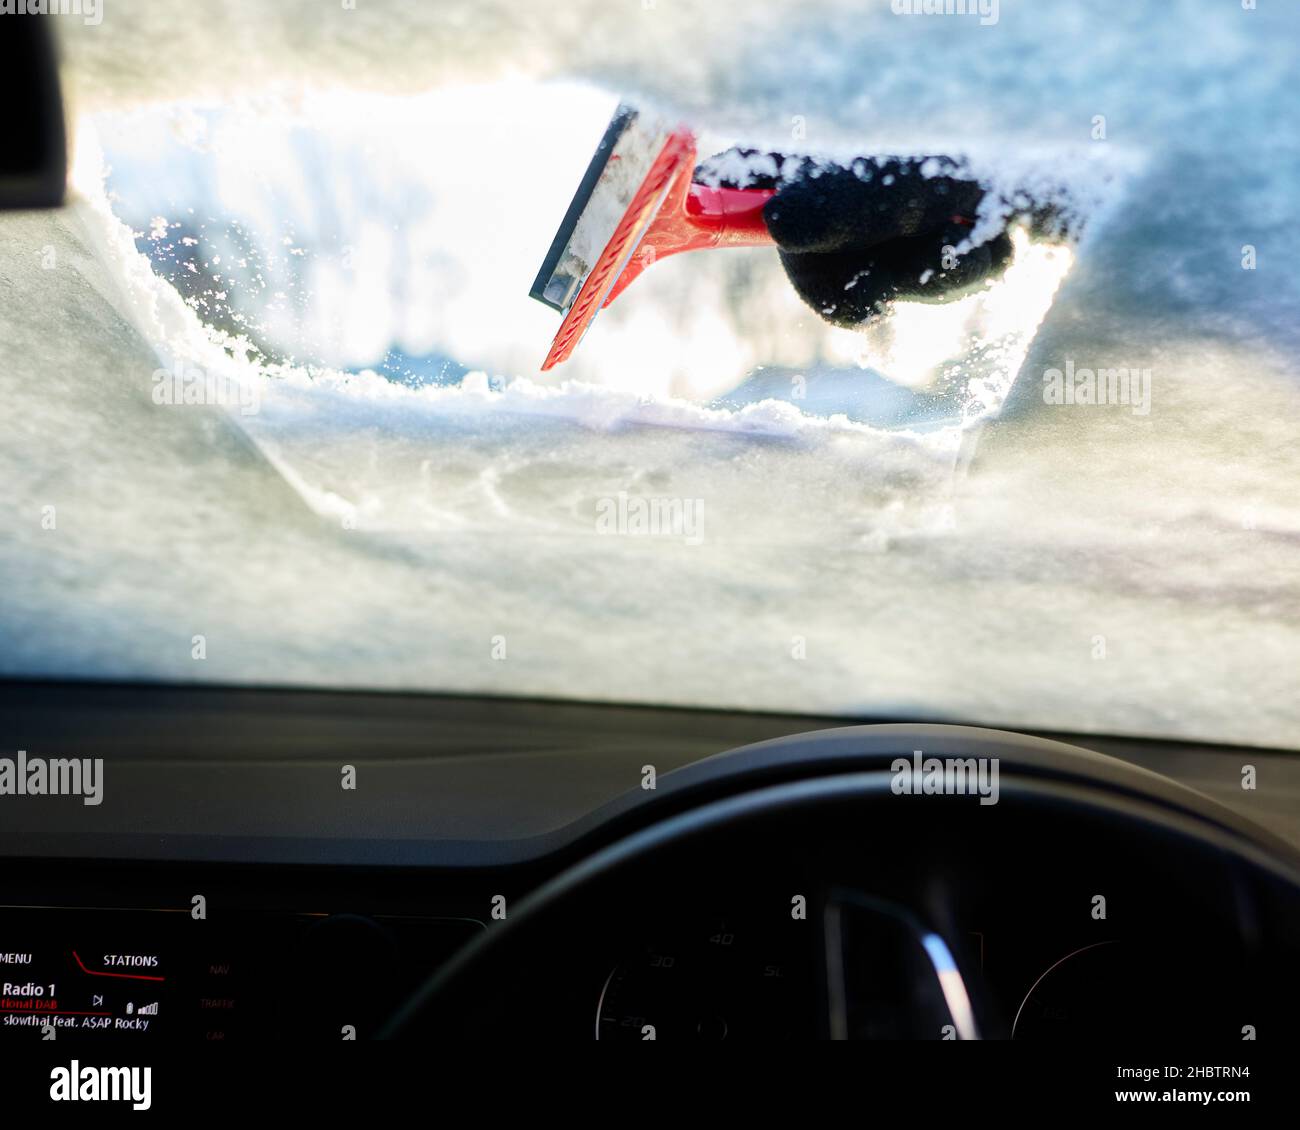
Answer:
[530,103,776,371]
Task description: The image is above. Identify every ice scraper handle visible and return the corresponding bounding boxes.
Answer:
[685,183,779,241]
[601,178,776,306]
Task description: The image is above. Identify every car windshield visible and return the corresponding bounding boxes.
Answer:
[3,1,1298,749]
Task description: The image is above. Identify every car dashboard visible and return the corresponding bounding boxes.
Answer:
[2,682,1298,1043]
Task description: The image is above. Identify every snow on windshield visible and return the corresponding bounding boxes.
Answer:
[3,0,1298,749]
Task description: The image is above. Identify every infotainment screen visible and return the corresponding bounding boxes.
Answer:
[0,906,480,1040]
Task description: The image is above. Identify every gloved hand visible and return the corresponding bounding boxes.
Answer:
[699,150,1015,329]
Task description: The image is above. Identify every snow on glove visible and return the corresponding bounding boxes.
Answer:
[699,149,1014,329]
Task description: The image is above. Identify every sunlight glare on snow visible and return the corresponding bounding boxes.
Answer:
[825,230,1074,396]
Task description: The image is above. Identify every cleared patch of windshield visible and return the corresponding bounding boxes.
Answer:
[89,84,1086,430]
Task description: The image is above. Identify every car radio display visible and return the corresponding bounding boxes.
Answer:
[2,946,168,1036]
[0,905,481,1040]
[0,909,219,1039]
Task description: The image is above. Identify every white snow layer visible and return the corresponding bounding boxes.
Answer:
[2,0,1299,749]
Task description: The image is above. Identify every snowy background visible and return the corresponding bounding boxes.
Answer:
[1,0,1298,748]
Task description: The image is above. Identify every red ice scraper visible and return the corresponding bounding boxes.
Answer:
[529,103,777,371]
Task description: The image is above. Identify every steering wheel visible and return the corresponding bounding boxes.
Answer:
[380,725,1300,1041]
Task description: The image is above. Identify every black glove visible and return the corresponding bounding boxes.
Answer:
[699,149,1014,329]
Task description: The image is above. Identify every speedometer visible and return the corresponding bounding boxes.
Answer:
[1012,939,1244,1040]
[595,915,813,1041]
